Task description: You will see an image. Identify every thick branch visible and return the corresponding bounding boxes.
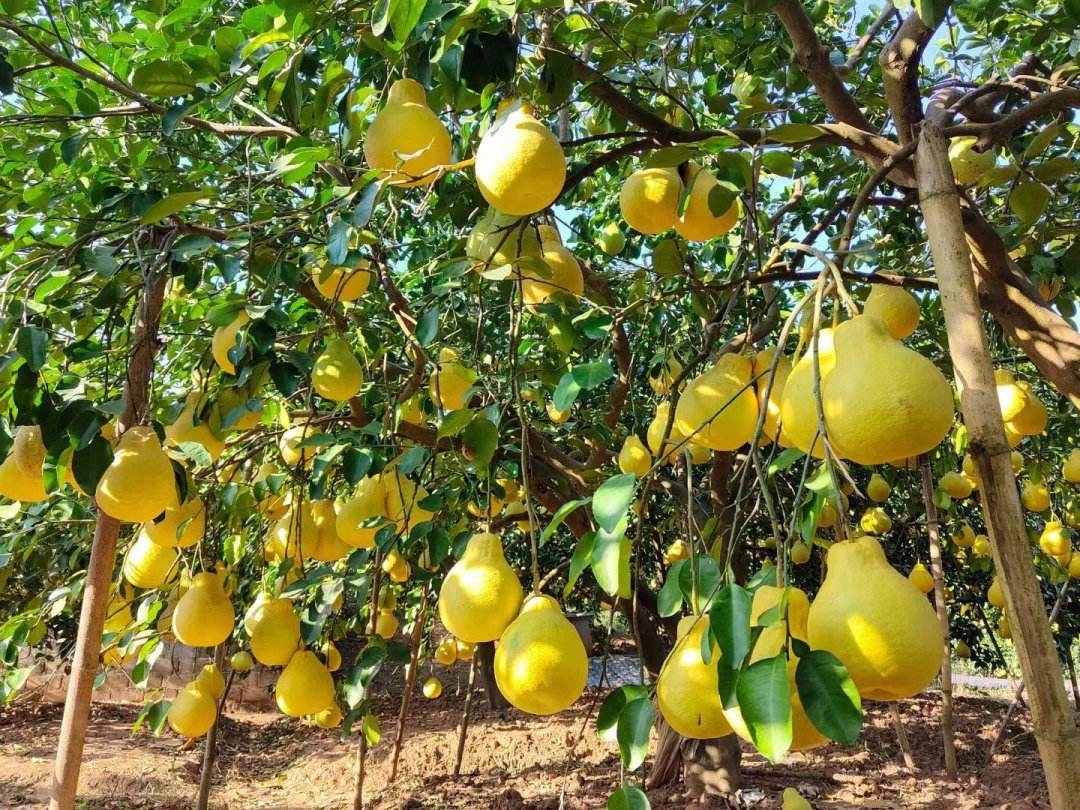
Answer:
[879,11,938,144]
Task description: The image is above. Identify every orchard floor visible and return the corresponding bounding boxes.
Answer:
[0,687,1054,809]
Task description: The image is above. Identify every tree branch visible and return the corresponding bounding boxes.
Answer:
[878,10,941,144]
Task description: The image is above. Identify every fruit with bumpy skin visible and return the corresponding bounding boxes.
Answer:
[1064,449,1080,484]
[867,473,891,503]
[521,228,584,307]
[96,427,177,523]
[859,507,892,535]
[790,540,811,565]
[422,677,443,699]
[11,426,45,480]
[196,663,226,701]
[429,348,476,411]
[231,651,254,673]
[172,570,235,648]
[309,499,351,562]
[323,641,341,673]
[1009,381,1047,436]
[336,476,387,549]
[312,336,363,402]
[657,615,734,738]
[807,536,943,700]
[675,164,739,242]
[940,471,974,499]
[165,393,226,461]
[383,470,434,533]
[276,650,335,717]
[648,353,683,396]
[751,349,791,445]
[1069,554,1080,579]
[674,354,759,451]
[313,264,371,302]
[279,423,321,468]
[168,683,216,738]
[363,78,451,188]
[617,435,651,477]
[475,101,564,215]
[212,311,249,374]
[597,222,625,255]
[253,462,288,519]
[466,209,542,269]
[948,137,996,185]
[375,609,399,638]
[247,596,301,666]
[438,531,523,643]
[994,370,1027,421]
[778,329,835,457]
[265,505,318,565]
[862,285,920,340]
[144,496,206,548]
[123,532,179,589]
[620,167,682,234]
[822,315,954,465]
[1022,482,1051,512]
[434,637,457,666]
[494,594,588,715]
[1039,521,1071,557]
[312,702,343,728]
[909,563,934,594]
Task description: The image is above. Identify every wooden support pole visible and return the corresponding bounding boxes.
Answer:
[390,587,429,782]
[890,703,917,771]
[49,269,167,810]
[919,457,959,778]
[916,120,1080,809]
[196,645,231,810]
[453,656,479,777]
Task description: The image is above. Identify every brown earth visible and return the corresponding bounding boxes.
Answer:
[0,683,1054,809]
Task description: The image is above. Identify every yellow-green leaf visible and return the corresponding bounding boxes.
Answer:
[140,190,215,224]
[1009,179,1050,226]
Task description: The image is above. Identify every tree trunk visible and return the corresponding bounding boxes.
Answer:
[682,735,742,800]
[916,120,1080,809]
[475,641,508,712]
[50,270,167,810]
[197,645,230,810]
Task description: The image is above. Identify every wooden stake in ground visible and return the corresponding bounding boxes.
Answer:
[916,120,1080,809]
[453,656,479,777]
[50,269,168,810]
[919,457,959,779]
[890,703,917,771]
[197,645,233,810]
[352,549,385,810]
[390,587,429,782]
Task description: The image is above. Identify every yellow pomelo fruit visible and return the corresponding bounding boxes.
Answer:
[313,264,372,302]
[997,615,1011,638]
[866,473,891,503]
[96,427,177,523]
[363,78,451,188]
[1009,381,1047,436]
[382,470,434,532]
[859,507,892,535]
[1039,521,1071,557]
[104,589,134,634]
[987,576,1005,608]
[807,536,943,700]
[597,221,626,256]
[422,677,443,699]
[266,504,318,565]
[822,315,954,465]
[434,637,458,666]
[312,336,363,402]
[1011,450,1024,473]
[955,640,971,659]
[617,435,652,477]
[940,471,974,499]
[323,641,342,673]
[656,615,735,739]
[309,499,351,562]
[122,532,179,589]
[172,570,235,648]
[1068,553,1080,579]
[778,329,835,457]
[375,609,399,638]
[862,285,920,340]
[1063,449,1080,484]
[165,393,226,461]
[1002,420,1025,449]
[168,683,216,738]
[674,164,739,242]
[143,496,206,548]
[972,534,992,557]
[648,353,683,396]
[752,348,791,444]
[196,663,226,701]
[312,702,343,728]
[620,167,681,234]
[954,522,976,548]
[948,137,996,186]
[429,348,476,411]
[217,388,264,432]
[790,540,811,565]
[438,531,523,643]
[279,423,321,467]
[336,476,387,549]
[388,558,411,583]
[212,311,249,374]
[663,540,690,566]
[494,594,588,716]
[0,448,47,503]
[1021,482,1051,512]
[908,563,934,594]
[231,651,254,673]
[455,639,475,660]
[276,650,335,717]
[674,354,758,451]
[546,401,570,423]
[247,596,301,666]
[475,101,565,215]
[11,426,45,479]
[994,369,1027,421]
[647,402,711,465]
[466,208,542,270]
[521,240,584,307]
[253,462,288,519]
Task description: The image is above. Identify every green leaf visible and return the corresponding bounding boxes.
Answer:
[591,519,629,597]
[437,409,474,438]
[553,372,582,411]
[72,436,113,496]
[706,182,738,217]
[767,448,804,476]
[1009,179,1050,226]
[761,151,795,177]
[563,531,596,596]
[61,135,84,165]
[616,698,653,771]
[131,61,198,97]
[140,190,214,224]
[794,649,862,745]
[709,584,752,671]
[735,654,792,763]
[540,497,591,546]
[1032,156,1078,182]
[462,416,498,469]
[607,785,650,810]
[415,308,439,347]
[572,360,614,390]
[645,146,696,168]
[657,560,687,617]
[16,326,47,371]
[768,123,822,144]
[597,684,648,742]
[593,473,636,533]
[915,0,948,26]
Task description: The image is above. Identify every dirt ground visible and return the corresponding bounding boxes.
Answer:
[0,683,1053,809]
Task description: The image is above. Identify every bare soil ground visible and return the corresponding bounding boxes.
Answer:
[0,684,1053,809]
